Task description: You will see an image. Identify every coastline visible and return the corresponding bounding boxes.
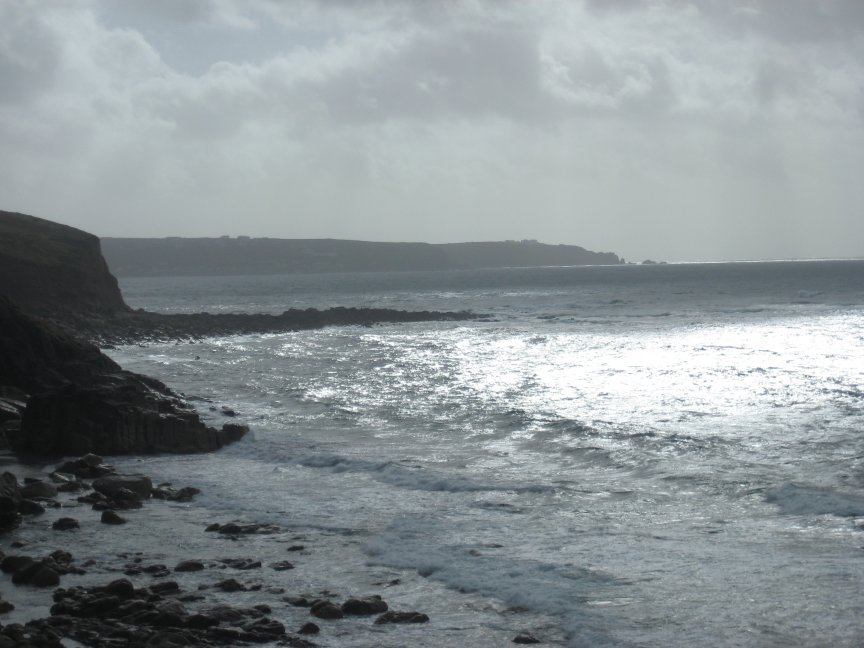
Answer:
[0,451,451,647]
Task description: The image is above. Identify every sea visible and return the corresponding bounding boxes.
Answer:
[100,260,864,646]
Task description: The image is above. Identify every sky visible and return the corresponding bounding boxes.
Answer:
[1,1,862,262]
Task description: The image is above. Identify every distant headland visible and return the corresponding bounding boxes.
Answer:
[100,236,624,277]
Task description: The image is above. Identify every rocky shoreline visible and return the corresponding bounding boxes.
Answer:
[0,454,454,647]
[0,211,544,645]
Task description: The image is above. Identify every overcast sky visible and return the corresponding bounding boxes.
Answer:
[1,1,862,262]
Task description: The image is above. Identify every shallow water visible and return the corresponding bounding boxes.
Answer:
[84,261,864,645]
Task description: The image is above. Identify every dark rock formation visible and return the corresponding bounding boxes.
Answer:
[298,621,319,635]
[19,480,57,499]
[151,485,200,502]
[309,600,343,620]
[55,454,116,479]
[16,374,248,457]
[0,472,22,531]
[0,210,128,323]
[52,517,79,531]
[219,558,261,571]
[174,560,205,573]
[513,632,542,644]
[0,296,247,457]
[92,475,153,499]
[100,510,126,525]
[0,295,118,395]
[2,550,80,588]
[39,578,301,646]
[215,579,246,593]
[341,595,388,615]
[374,610,430,624]
[205,521,280,536]
[269,561,294,571]
[91,306,479,346]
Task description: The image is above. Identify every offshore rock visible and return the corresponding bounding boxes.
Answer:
[513,633,542,644]
[52,517,80,531]
[100,510,126,525]
[309,600,343,620]
[341,595,388,615]
[375,610,430,624]
[174,560,205,573]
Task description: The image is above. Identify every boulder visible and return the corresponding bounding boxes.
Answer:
[19,479,57,499]
[12,562,59,587]
[55,457,116,480]
[18,499,45,515]
[513,633,542,644]
[215,579,245,593]
[310,600,343,620]
[174,560,205,573]
[3,553,75,588]
[100,510,126,525]
[1,555,34,574]
[375,610,430,624]
[93,475,153,499]
[52,517,80,531]
[298,622,319,634]
[219,558,261,570]
[341,595,388,615]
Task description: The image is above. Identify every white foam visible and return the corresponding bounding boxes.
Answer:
[364,516,624,646]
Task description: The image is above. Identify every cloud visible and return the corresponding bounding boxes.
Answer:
[0,1,862,261]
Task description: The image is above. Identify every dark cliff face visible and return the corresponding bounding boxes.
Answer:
[0,210,128,321]
[0,294,245,456]
[0,295,120,394]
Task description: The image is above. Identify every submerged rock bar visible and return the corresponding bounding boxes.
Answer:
[90,306,479,346]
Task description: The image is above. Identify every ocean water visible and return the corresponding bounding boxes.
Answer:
[104,261,864,647]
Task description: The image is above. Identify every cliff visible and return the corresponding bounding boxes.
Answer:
[100,237,623,277]
[0,210,129,321]
[0,295,245,456]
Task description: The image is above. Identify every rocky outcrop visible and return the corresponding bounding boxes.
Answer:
[0,210,128,323]
[0,295,246,457]
[17,380,244,456]
[95,306,479,346]
[0,294,119,394]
